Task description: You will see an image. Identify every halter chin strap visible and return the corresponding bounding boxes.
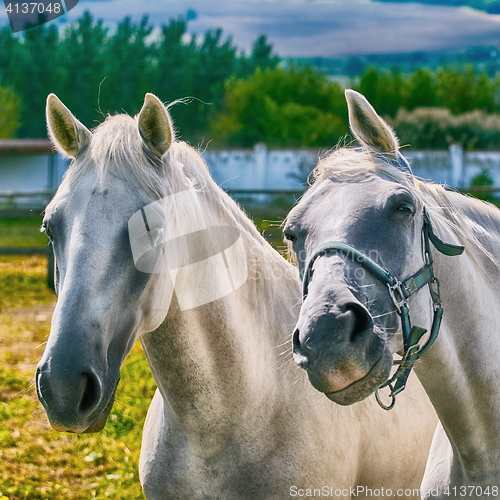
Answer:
[302,208,465,410]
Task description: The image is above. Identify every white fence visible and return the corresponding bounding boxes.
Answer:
[2,143,500,208]
[205,144,500,191]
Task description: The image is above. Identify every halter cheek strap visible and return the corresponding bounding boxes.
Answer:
[302,208,465,410]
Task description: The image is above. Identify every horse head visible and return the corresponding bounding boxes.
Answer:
[36,94,176,432]
[284,90,441,405]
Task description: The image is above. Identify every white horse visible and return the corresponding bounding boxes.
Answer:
[36,93,436,499]
[285,89,500,499]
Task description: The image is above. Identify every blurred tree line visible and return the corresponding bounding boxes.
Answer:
[211,64,500,148]
[209,66,347,147]
[359,66,500,149]
[2,12,500,150]
[0,12,279,142]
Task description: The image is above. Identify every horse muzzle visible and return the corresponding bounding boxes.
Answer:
[292,295,393,404]
[36,361,119,433]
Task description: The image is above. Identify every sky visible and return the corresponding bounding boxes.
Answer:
[1,0,500,57]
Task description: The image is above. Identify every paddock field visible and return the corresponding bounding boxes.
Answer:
[0,214,285,499]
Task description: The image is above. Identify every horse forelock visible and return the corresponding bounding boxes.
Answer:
[312,147,412,187]
[90,113,186,197]
[47,113,203,212]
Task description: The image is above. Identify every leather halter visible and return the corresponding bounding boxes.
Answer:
[302,208,465,410]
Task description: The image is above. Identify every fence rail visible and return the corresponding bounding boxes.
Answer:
[0,245,54,290]
[0,190,55,217]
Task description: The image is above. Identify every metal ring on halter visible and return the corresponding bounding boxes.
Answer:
[387,281,407,313]
[375,388,396,410]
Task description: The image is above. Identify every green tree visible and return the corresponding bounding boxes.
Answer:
[238,35,280,77]
[435,65,484,114]
[358,67,380,111]
[0,12,283,142]
[358,67,406,117]
[404,68,437,110]
[209,66,348,147]
[153,18,197,103]
[475,72,495,111]
[100,16,154,117]
[376,69,405,116]
[16,23,63,137]
[0,27,24,92]
[0,86,21,138]
[57,12,109,128]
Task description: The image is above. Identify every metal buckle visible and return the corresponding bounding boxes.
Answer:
[387,281,407,313]
[425,252,431,266]
[429,277,442,308]
[394,344,421,369]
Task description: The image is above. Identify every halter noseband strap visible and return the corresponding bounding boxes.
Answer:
[302,208,464,410]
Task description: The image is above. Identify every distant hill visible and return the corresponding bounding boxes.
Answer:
[374,0,500,14]
[1,0,500,59]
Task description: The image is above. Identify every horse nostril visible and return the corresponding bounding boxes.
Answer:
[345,303,373,343]
[292,328,319,369]
[78,371,101,416]
[293,328,309,368]
[293,328,301,352]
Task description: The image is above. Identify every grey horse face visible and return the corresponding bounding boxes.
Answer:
[36,170,166,433]
[285,175,424,404]
[36,93,174,433]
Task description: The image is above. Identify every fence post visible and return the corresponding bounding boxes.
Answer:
[47,244,55,291]
[450,144,464,188]
[254,143,268,189]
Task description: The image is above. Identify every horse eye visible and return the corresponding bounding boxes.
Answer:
[388,191,416,216]
[283,230,297,242]
[42,224,53,241]
[396,204,414,215]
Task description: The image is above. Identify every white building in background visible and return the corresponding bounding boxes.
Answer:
[1,140,500,209]
[0,140,68,192]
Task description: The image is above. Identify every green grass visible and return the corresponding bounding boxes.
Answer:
[252,215,288,254]
[0,256,56,311]
[0,218,47,248]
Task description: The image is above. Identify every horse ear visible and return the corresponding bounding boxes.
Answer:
[345,89,399,157]
[137,93,174,158]
[46,94,91,158]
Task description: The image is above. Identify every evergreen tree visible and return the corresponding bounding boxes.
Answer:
[239,35,280,77]
[58,12,109,128]
[100,16,153,118]
[17,23,63,137]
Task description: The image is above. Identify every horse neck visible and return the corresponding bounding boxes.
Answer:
[414,201,500,481]
[139,185,302,439]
